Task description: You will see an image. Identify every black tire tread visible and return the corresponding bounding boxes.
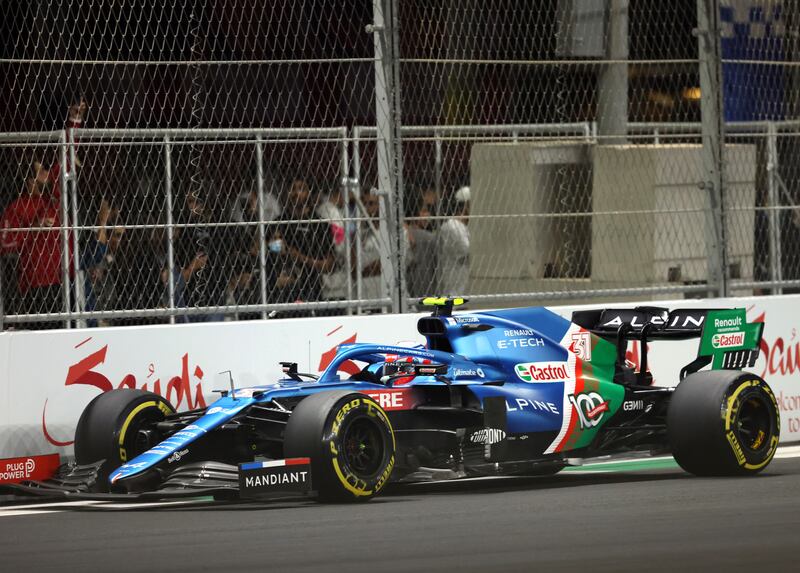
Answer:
[73,389,174,488]
[667,370,778,476]
[284,390,393,502]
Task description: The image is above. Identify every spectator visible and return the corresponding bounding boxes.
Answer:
[172,192,226,322]
[406,192,439,300]
[420,187,439,218]
[81,199,124,327]
[316,187,348,304]
[272,178,334,304]
[65,97,88,168]
[0,98,87,328]
[437,186,470,297]
[357,188,383,304]
[225,182,283,315]
[171,250,211,321]
[232,183,282,221]
[229,181,282,247]
[1,185,21,321]
[0,161,70,327]
[223,234,272,320]
[355,188,408,310]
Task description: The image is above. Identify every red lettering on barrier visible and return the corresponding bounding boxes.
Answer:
[166,354,207,410]
[42,346,208,447]
[747,308,800,379]
[318,332,360,376]
[64,345,112,392]
[41,400,73,447]
[759,335,800,379]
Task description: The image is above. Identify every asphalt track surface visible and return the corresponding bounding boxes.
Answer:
[2,453,800,572]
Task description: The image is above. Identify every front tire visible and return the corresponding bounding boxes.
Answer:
[74,389,175,490]
[667,371,780,476]
[284,391,395,502]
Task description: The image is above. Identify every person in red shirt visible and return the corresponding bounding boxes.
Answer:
[0,98,87,328]
[0,162,71,324]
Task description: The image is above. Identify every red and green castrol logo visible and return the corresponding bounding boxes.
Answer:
[514,361,569,382]
[711,332,745,349]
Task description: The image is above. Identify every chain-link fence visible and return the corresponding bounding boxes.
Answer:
[1,0,799,329]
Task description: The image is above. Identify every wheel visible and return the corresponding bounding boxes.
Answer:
[667,370,780,476]
[283,391,395,502]
[74,389,175,490]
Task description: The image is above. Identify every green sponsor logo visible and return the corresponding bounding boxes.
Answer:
[515,364,532,382]
[699,309,762,369]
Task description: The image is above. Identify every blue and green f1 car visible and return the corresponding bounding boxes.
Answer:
[25,298,780,502]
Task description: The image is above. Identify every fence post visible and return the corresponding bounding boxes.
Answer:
[59,131,72,329]
[164,136,176,324]
[255,136,268,320]
[352,127,364,313]
[596,0,629,145]
[68,128,86,327]
[766,121,783,294]
[389,0,407,312]
[434,131,442,198]
[339,131,353,315]
[370,0,406,313]
[696,0,729,297]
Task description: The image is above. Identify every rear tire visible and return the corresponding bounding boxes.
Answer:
[74,389,175,490]
[667,370,779,476]
[284,391,395,502]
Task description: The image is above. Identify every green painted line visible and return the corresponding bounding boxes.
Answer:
[563,457,680,473]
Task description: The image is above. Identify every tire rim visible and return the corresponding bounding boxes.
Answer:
[124,408,166,459]
[342,415,385,478]
[735,394,772,453]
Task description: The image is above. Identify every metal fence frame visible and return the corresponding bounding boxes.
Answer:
[364,121,799,307]
[1,127,395,326]
[3,119,800,326]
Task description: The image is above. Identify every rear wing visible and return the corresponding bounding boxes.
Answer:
[572,306,763,383]
[572,306,711,340]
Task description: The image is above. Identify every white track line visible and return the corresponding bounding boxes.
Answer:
[3,446,800,517]
[0,509,60,517]
[0,498,211,518]
[0,500,103,518]
[571,455,673,467]
[774,445,800,459]
[80,499,215,511]
[1,500,104,511]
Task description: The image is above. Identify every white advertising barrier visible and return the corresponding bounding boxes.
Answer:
[0,314,423,459]
[1,294,799,459]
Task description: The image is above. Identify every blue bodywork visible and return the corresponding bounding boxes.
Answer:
[110,307,602,485]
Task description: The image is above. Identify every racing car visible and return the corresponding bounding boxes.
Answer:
[36,298,780,502]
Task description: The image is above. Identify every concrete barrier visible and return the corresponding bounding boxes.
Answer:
[1,294,798,458]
